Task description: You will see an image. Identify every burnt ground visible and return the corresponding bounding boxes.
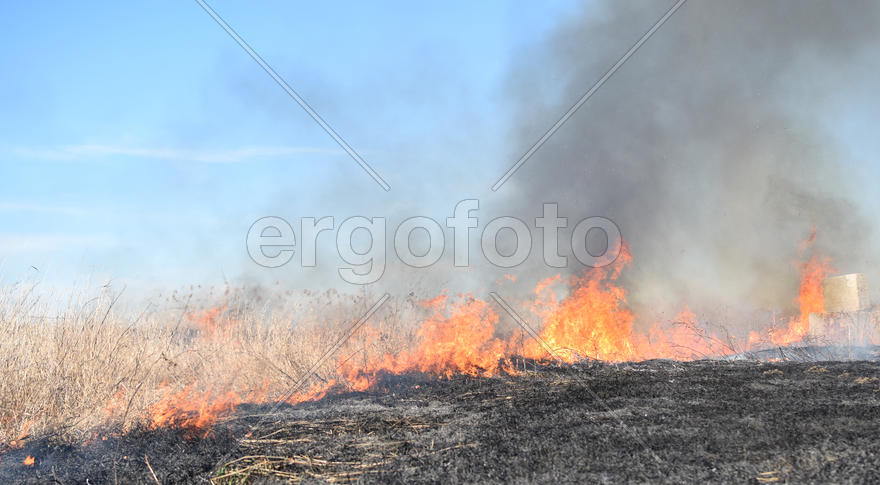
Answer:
[2,359,880,484]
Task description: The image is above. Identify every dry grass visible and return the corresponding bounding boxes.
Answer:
[0,283,421,445]
[1,281,846,447]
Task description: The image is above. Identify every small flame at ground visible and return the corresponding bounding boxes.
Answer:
[148,386,239,436]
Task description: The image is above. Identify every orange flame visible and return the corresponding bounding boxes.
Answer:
[339,295,512,389]
[522,246,638,362]
[148,386,239,436]
[142,232,836,435]
[188,305,232,338]
[23,455,35,466]
[769,230,832,345]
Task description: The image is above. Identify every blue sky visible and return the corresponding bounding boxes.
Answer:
[3,1,880,300]
[0,1,582,292]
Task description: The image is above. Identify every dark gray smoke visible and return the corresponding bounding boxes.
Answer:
[500,0,880,317]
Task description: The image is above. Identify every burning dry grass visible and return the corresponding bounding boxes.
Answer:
[0,277,723,447]
[0,233,860,450]
[0,284,417,446]
[0,287,740,449]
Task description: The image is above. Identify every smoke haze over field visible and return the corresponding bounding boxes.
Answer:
[234,0,880,330]
[4,1,880,321]
[497,0,880,316]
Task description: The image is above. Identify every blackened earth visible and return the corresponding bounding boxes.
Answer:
[2,359,879,484]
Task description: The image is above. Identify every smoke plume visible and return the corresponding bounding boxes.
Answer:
[499,0,879,317]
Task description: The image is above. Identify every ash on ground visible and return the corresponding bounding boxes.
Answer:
[3,358,879,484]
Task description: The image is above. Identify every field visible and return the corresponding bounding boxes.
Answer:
[2,359,879,483]
[6,0,880,482]
[2,279,879,483]
[0,285,418,444]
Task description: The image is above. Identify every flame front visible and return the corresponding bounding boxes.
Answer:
[522,247,637,362]
[148,387,239,436]
[141,232,838,435]
[339,295,512,390]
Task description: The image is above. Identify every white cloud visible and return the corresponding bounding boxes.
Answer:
[0,203,85,216]
[0,234,116,253]
[11,144,343,163]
